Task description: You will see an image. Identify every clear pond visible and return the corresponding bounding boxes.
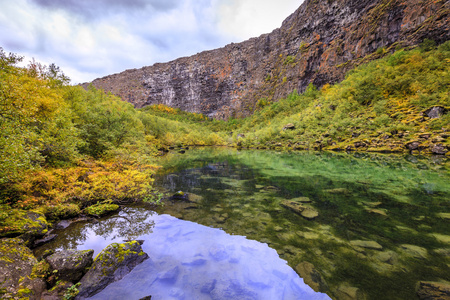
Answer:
[36,148,450,299]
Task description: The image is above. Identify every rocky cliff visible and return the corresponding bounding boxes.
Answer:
[83,0,450,119]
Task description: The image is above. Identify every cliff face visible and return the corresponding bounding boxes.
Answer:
[84,0,450,119]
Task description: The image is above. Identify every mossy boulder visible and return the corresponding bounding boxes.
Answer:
[75,241,148,299]
[84,203,120,217]
[43,204,81,222]
[45,249,94,283]
[0,209,48,247]
[0,238,46,300]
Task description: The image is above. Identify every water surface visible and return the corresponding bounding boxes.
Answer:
[36,206,328,300]
[152,148,450,300]
[36,148,449,300]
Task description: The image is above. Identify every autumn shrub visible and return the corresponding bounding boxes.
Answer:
[0,49,81,184]
[12,159,159,209]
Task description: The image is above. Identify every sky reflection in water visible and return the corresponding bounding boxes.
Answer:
[52,208,330,300]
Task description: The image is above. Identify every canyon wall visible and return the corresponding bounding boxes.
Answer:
[84,0,450,119]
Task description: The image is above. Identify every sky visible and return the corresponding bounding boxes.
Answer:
[0,0,303,84]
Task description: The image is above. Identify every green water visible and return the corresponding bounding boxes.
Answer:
[153,148,450,300]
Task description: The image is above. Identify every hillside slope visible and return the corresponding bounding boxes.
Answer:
[84,0,450,119]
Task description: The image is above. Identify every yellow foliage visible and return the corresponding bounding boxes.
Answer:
[15,159,158,208]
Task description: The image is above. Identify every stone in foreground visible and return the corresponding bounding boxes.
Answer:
[75,241,148,299]
[46,249,94,283]
[0,238,46,300]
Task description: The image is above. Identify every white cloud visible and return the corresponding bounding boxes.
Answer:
[218,0,302,41]
[0,0,303,84]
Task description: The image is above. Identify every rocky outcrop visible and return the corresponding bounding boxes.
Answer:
[76,241,148,299]
[84,0,450,119]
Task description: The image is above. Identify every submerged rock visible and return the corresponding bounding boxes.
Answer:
[295,261,328,293]
[362,201,382,207]
[188,193,204,203]
[416,281,450,300]
[334,284,366,300]
[76,241,148,299]
[437,213,450,220]
[290,197,313,203]
[350,240,383,250]
[0,238,46,300]
[429,233,450,245]
[324,188,350,195]
[401,244,428,259]
[374,251,398,265]
[46,249,94,283]
[301,208,320,220]
[366,208,388,218]
[281,200,319,220]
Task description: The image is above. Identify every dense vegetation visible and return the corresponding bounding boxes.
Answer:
[0,41,449,234]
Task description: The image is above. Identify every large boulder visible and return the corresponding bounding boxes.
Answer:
[76,241,148,299]
[45,249,94,283]
[0,238,46,300]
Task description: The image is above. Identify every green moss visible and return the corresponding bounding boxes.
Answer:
[17,288,32,297]
[84,202,119,217]
[114,242,138,263]
[0,238,35,262]
[44,204,81,222]
[30,260,50,279]
[0,209,48,238]
[63,283,80,300]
